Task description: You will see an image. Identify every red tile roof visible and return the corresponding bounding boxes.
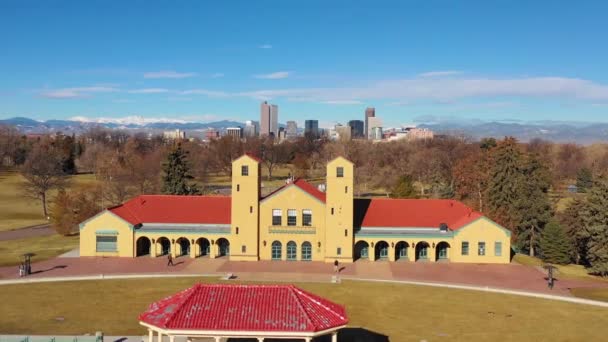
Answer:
[139,284,348,332]
[357,198,482,230]
[263,179,326,203]
[108,195,231,225]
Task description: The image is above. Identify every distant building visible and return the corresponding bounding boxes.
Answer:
[367,117,382,139]
[163,129,186,140]
[244,120,259,138]
[371,127,383,141]
[226,127,243,140]
[365,107,375,139]
[204,129,220,140]
[348,120,364,138]
[278,127,287,142]
[260,101,279,137]
[406,127,434,140]
[286,121,298,138]
[335,124,352,141]
[304,120,319,138]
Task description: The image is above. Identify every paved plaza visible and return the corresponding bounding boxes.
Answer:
[1,252,607,297]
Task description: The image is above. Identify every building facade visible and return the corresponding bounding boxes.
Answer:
[367,117,383,140]
[304,120,319,138]
[348,120,364,138]
[79,154,511,264]
[285,121,298,139]
[244,120,259,138]
[226,127,243,140]
[365,107,375,139]
[260,102,278,137]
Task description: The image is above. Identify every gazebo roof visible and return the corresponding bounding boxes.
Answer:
[139,284,348,333]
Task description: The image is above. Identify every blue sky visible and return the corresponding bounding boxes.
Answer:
[1,1,608,127]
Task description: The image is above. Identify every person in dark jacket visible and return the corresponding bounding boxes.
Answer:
[167,253,174,266]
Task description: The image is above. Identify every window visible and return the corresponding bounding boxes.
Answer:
[345,186,348,193]
[461,242,469,256]
[287,209,297,226]
[241,165,249,176]
[250,206,253,213]
[236,227,239,235]
[301,242,312,261]
[287,241,297,261]
[241,245,246,253]
[331,208,334,215]
[495,242,502,256]
[344,229,348,237]
[337,167,344,177]
[302,209,312,226]
[337,247,342,256]
[96,236,117,252]
[236,184,240,192]
[478,242,486,256]
[271,241,282,260]
[272,209,282,226]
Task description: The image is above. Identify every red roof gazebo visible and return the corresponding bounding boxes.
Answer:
[139,284,348,342]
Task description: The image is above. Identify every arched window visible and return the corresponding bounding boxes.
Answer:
[271,241,282,260]
[287,241,297,261]
[301,242,312,261]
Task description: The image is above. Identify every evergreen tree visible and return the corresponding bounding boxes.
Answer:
[540,221,572,265]
[559,198,588,265]
[515,154,553,256]
[486,137,524,234]
[576,168,593,193]
[390,175,418,199]
[161,144,200,195]
[581,178,608,276]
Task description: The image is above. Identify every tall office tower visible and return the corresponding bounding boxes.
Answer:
[365,107,376,139]
[269,104,279,137]
[226,127,243,140]
[348,120,364,138]
[304,120,319,138]
[260,101,271,136]
[286,121,298,138]
[367,116,383,139]
[244,120,259,137]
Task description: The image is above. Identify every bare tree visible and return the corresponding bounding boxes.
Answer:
[20,143,70,218]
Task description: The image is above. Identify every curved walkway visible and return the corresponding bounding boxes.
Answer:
[0,224,53,241]
[1,271,607,309]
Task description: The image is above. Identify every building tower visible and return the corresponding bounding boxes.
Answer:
[230,154,261,261]
[365,107,375,139]
[324,156,354,263]
[260,102,271,136]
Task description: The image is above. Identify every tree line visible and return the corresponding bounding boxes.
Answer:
[1,125,608,275]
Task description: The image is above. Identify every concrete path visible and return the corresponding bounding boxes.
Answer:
[0,224,53,241]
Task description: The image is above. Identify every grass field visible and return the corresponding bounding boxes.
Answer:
[0,170,97,231]
[513,253,608,283]
[0,234,79,266]
[570,287,608,302]
[0,278,607,341]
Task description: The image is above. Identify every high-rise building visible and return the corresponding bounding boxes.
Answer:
[365,107,375,139]
[260,101,279,137]
[335,124,352,141]
[348,120,364,138]
[367,117,382,140]
[304,120,319,138]
[286,121,298,138]
[244,120,259,138]
[204,129,220,141]
[163,129,186,140]
[371,127,383,141]
[226,127,243,140]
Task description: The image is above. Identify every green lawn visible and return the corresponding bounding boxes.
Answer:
[0,278,607,341]
[0,170,96,231]
[513,253,608,283]
[0,234,79,267]
[571,288,608,302]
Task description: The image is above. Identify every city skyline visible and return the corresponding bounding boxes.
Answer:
[2,1,608,126]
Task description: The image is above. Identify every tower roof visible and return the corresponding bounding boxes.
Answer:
[139,284,348,332]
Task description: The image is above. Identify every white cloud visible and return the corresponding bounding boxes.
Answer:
[211,73,224,78]
[179,89,230,97]
[253,71,290,79]
[322,100,363,105]
[143,71,197,79]
[40,86,118,99]
[127,88,170,94]
[69,115,192,125]
[258,44,273,49]
[418,70,463,77]
[112,99,134,103]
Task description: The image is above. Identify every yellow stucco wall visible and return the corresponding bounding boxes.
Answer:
[325,157,354,263]
[230,155,261,261]
[452,217,511,264]
[79,211,134,257]
[259,185,327,261]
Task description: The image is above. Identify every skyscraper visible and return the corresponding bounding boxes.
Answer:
[304,120,319,138]
[348,120,364,138]
[260,102,279,137]
[367,117,383,140]
[365,107,375,139]
[286,121,298,138]
[244,120,259,137]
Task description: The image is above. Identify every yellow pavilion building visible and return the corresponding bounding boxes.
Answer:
[79,154,511,264]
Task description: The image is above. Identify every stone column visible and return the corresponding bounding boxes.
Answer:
[210,243,217,259]
[150,241,157,258]
[169,336,174,342]
[190,240,197,258]
[257,338,264,342]
[148,329,153,342]
[388,244,396,262]
[331,332,338,342]
[157,330,162,342]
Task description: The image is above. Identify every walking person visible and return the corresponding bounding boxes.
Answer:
[334,260,339,273]
[167,253,174,267]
